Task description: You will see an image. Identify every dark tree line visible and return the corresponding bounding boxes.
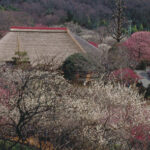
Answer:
[0,0,149,30]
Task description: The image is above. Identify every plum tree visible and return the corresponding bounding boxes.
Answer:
[124,32,150,62]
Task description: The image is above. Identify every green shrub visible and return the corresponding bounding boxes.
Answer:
[0,5,6,10]
[62,53,95,81]
[0,140,36,150]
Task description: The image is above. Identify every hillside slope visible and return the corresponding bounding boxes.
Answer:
[0,0,149,30]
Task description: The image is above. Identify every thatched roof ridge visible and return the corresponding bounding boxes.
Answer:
[0,26,101,67]
[10,26,68,33]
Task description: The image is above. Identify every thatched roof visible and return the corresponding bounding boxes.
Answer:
[0,26,101,66]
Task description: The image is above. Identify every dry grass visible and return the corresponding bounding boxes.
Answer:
[11,137,54,150]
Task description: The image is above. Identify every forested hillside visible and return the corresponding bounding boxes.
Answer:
[0,0,150,30]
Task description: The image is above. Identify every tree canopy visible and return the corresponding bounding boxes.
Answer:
[0,0,149,30]
[124,32,150,62]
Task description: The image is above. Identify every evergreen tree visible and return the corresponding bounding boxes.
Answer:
[132,25,138,33]
[139,24,144,31]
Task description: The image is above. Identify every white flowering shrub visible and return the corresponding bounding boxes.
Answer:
[0,66,149,150]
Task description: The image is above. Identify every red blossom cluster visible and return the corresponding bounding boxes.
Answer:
[131,125,150,142]
[0,78,16,108]
[110,68,141,84]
